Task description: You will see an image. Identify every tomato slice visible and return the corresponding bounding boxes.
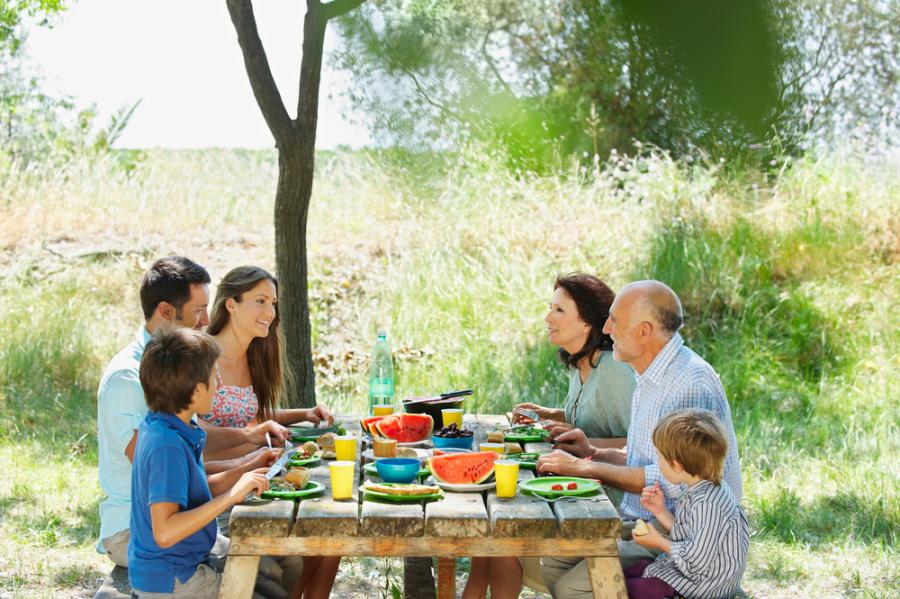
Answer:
[567,482,578,490]
[551,483,564,491]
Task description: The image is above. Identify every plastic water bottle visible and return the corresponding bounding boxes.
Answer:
[368,329,395,413]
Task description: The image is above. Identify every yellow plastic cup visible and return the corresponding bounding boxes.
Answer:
[373,404,394,416]
[329,461,355,500]
[494,460,519,498]
[334,435,357,462]
[441,408,464,428]
[479,442,505,454]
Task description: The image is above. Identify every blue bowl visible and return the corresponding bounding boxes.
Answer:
[432,435,474,450]
[374,458,421,483]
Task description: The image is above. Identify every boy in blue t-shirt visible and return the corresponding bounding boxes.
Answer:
[129,328,268,597]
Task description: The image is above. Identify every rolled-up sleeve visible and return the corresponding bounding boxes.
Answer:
[100,370,147,456]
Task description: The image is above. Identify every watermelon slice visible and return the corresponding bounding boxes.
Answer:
[374,413,433,443]
[429,451,498,484]
[360,416,387,436]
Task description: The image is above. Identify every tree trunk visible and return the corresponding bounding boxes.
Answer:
[228,0,367,408]
[275,145,316,407]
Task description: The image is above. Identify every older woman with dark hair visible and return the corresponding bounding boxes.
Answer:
[463,273,636,599]
[513,273,635,444]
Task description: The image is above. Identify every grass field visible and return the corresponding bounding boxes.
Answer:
[0,144,897,597]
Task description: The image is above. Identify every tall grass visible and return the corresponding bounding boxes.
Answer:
[0,144,897,597]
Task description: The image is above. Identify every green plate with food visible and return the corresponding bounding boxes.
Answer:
[289,425,345,442]
[362,482,444,503]
[288,452,322,467]
[507,452,542,470]
[519,476,600,498]
[260,480,325,500]
[363,489,444,503]
[501,426,550,443]
[363,461,430,480]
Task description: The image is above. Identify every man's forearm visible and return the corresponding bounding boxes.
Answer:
[588,437,627,450]
[592,446,628,465]
[589,462,646,494]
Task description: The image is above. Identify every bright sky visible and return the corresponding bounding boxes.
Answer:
[25,0,371,149]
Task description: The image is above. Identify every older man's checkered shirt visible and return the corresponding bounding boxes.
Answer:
[619,333,743,521]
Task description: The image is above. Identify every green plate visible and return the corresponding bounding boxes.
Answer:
[289,425,344,442]
[260,480,325,500]
[363,487,444,503]
[519,477,601,498]
[287,452,322,467]
[364,461,430,480]
[507,452,542,470]
[502,427,550,443]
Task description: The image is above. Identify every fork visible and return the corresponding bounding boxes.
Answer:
[526,493,603,504]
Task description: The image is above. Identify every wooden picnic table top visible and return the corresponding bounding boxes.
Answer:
[221,414,626,599]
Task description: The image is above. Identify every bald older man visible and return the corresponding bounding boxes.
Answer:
[537,281,742,598]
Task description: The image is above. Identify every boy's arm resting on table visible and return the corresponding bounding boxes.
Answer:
[150,471,268,549]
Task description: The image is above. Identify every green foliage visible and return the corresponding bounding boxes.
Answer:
[334,0,899,168]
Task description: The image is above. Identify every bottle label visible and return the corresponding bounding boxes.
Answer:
[369,378,394,399]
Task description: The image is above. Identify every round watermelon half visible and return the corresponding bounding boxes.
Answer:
[374,413,433,443]
[429,451,498,485]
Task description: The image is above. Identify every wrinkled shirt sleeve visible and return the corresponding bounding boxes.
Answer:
[100,369,147,457]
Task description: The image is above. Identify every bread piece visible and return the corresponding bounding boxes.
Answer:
[364,481,440,496]
[317,432,337,453]
[284,467,310,489]
[633,518,649,536]
[373,437,398,458]
[487,431,506,443]
[397,447,419,458]
[504,443,522,455]
[301,441,320,457]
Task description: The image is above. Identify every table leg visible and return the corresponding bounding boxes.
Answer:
[219,555,261,599]
[437,558,456,599]
[585,556,627,599]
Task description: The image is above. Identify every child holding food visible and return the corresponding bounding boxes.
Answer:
[627,409,749,599]
[127,328,272,598]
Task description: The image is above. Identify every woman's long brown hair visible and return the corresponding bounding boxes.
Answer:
[207,266,285,423]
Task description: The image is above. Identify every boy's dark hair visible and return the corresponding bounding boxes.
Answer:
[139,256,211,321]
[140,329,221,414]
[653,409,728,484]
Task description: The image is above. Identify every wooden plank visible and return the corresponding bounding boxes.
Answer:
[585,556,627,599]
[228,535,618,557]
[424,491,489,537]
[219,555,260,599]
[486,470,557,538]
[361,495,425,537]
[552,489,621,539]
[436,557,455,599]
[292,451,361,537]
[229,498,295,538]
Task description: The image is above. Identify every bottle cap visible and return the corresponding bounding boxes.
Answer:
[376,328,387,337]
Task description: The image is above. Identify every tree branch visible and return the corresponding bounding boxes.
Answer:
[227,0,292,143]
[481,28,514,96]
[321,0,366,21]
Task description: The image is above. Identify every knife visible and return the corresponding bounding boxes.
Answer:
[265,445,299,479]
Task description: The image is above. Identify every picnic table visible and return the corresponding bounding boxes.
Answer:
[220,415,626,599]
